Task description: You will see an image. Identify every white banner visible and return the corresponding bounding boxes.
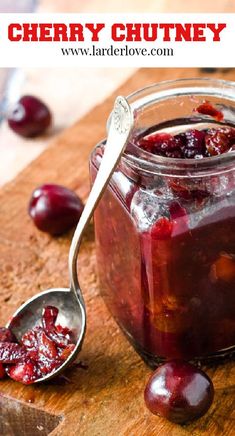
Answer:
[0,13,233,67]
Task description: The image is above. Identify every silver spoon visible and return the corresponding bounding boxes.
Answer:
[6,96,134,383]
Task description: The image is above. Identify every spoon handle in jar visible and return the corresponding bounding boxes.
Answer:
[68,96,134,299]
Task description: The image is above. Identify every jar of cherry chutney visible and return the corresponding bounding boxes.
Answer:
[90,79,235,366]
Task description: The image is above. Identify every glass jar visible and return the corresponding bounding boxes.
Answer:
[90,79,235,366]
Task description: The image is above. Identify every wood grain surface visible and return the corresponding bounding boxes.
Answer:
[0,68,235,435]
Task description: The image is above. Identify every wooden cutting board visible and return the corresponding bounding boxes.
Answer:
[0,68,235,436]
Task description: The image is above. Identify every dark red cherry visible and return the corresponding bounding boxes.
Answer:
[151,217,173,240]
[205,129,230,156]
[138,133,173,154]
[0,343,28,364]
[183,129,206,158]
[138,133,184,158]
[28,184,84,235]
[7,95,51,137]
[7,362,37,384]
[144,360,214,424]
[195,101,223,122]
[42,306,59,332]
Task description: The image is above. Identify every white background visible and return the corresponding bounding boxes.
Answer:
[0,13,233,67]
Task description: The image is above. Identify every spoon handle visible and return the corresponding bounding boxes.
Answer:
[68,96,134,301]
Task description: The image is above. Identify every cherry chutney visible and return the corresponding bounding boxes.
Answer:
[90,118,235,366]
[0,306,75,384]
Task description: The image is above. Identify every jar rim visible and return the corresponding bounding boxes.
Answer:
[121,77,235,178]
[126,77,235,110]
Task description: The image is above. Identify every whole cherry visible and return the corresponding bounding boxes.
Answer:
[28,184,84,236]
[7,95,51,137]
[144,360,214,424]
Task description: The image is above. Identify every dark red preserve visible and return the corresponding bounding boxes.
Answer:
[0,306,75,384]
[90,79,235,366]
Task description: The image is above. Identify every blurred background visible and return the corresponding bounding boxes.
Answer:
[0,0,233,186]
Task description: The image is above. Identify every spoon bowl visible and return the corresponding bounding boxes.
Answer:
[6,287,86,382]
